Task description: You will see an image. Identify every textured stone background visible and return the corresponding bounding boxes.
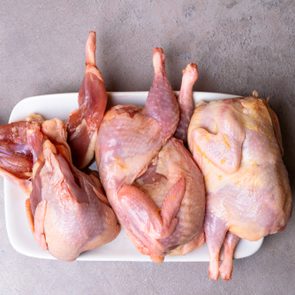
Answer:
[0,1,294,294]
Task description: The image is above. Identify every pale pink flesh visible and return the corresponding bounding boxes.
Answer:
[143,48,179,141]
[0,116,119,260]
[160,177,186,233]
[67,31,107,169]
[33,143,119,260]
[33,200,48,250]
[118,177,185,239]
[96,49,205,261]
[188,97,292,280]
[28,120,119,261]
[0,118,70,195]
[175,63,198,143]
[205,214,239,280]
[192,105,246,174]
[97,48,178,190]
[205,212,227,280]
[219,233,240,280]
[0,120,44,179]
[135,138,205,257]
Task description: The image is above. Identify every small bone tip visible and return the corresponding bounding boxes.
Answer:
[220,271,232,281]
[153,47,164,54]
[182,63,199,83]
[88,31,96,38]
[152,47,165,73]
[152,47,165,62]
[208,271,219,281]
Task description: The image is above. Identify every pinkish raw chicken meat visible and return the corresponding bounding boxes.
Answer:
[188,96,292,280]
[96,48,205,262]
[0,118,119,260]
[67,31,108,169]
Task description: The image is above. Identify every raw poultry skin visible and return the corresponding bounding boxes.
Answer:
[134,137,205,257]
[174,63,198,144]
[0,117,43,193]
[96,49,205,261]
[0,121,33,179]
[0,118,119,260]
[30,119,119,260]
[67,31,107,169]
[188,97,292,280]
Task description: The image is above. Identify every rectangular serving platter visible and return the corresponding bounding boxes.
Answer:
[4,92,263,261]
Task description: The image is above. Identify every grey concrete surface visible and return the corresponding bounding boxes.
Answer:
[0,1,294,294]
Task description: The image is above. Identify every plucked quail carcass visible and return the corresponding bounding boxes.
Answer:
[188,96,292,280]
[96,48,205,262]
[0,118,119,260]
[67,31,108,169]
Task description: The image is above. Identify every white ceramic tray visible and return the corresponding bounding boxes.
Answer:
[4,92,263,261]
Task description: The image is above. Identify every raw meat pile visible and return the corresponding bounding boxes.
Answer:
[0,32,292,280]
